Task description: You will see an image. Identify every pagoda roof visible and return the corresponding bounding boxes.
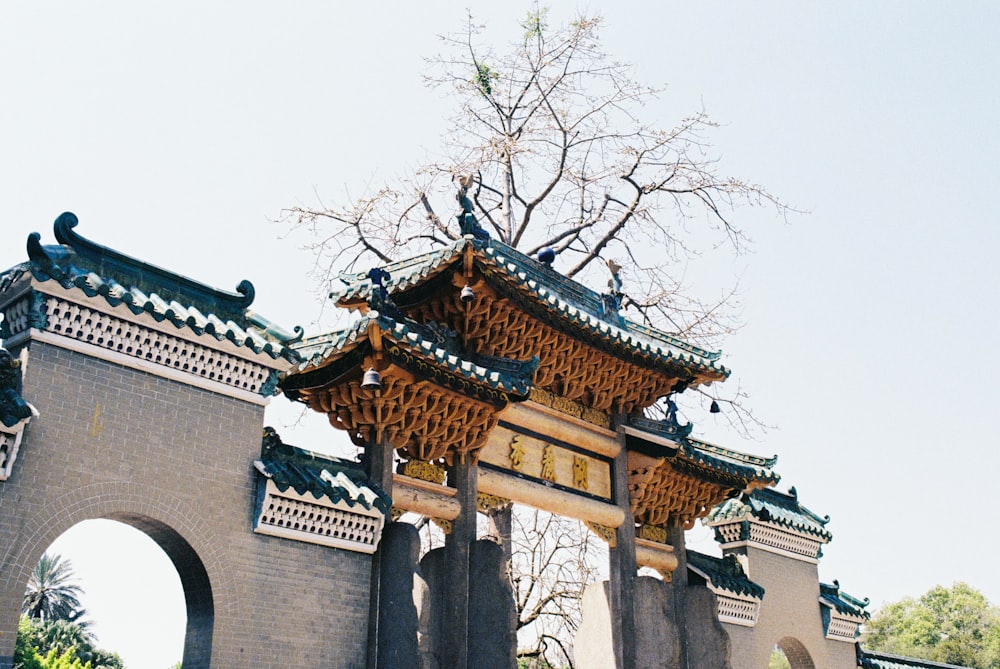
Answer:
[819,581,870,620]
[0,212,300,363]
[859,651,968,669]
[707,487,833,542]
[680,437,780,487]
[623,415,779,528]
[254,427,390,515]
[283,308,535,403]
[330,237,728,384]
[687,550,765,600]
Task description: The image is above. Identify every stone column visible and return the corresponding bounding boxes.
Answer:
[608,426,637,669]
[441,457,478,669]
[667,523,689,668]
[486,503,513,567]
[366,431,396,669]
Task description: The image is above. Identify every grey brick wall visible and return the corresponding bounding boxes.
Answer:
[0,341,372,668]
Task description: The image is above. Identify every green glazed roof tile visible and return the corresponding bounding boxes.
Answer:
[255,427,391,514]
[681,437,780,486]
[708,487,833,541]
[819,581,870,620]
[287,308,535,399]
[687,550,765,599]
[5,212,302,363]
[859,651,969,669]
[329,237,729,380]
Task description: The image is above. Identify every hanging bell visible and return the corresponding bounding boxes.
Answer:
[709,400,721,414]
[361,367,382,391]
[460,284,475,303]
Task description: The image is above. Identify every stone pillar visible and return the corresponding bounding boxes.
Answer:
[468,539,517,668]
[609,426,638,669]
[486,503,513,568]
[372,523,424,669]
[366,432,396,669]
[441,458,477,669]
[666,523,689,668]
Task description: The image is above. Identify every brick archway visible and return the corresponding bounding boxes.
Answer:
[776,637,816,669]
[0,481,234,668]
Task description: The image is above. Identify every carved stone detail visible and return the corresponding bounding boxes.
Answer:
[585,521,618,548]
[39,296,274,394]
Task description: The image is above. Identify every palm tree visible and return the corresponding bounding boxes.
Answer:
[21,553,86,623]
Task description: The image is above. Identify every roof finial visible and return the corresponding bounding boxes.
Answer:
[455,174,490,241]
[607,258,623,296]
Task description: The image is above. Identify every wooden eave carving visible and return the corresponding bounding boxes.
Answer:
[356,264,701,416]
[283,318,526,465]
[627,450,746,530]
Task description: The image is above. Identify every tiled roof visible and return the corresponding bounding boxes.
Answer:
[330,236,728,380]
[623,415,780,488]
[820,581,870,620]
[286,308,536,399]
[859,651,968,669]
[255,427,390,514]
[681,437,780,487]
[687,550,764,599]
[708,487,832,541]
[1,212,300,362]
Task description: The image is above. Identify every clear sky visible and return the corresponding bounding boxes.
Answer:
[3,3,999,667]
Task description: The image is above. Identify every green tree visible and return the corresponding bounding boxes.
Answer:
[865,582,1000,668]
[768,648,791,669]
[14,615,123,669]
[14,616,45,669]
[22,554,86,623]
[35,646,91,669]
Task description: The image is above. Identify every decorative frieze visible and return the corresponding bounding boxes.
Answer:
[716,593,761,627]
[28,294,278,396]
[528,388,611,428]
[254,479,385,554]
[476,492,512,514]
[714,519,824,561]
[0,420,30,481]
[399,459,446,485]
[824,614,862,642]
[585,521,618,547]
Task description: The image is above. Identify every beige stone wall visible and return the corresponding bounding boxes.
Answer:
[723,545,857,669]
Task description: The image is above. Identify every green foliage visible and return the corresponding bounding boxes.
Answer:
[14,616,123,669]
[768,648,790,669]
[521,6,548,41]
[865,582,1000,668]
[22,553,86,623]
[36,647,91,669]
[473,62,495,96]
[14,616,45,669]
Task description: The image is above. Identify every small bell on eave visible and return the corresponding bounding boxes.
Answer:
[361,368,382,391]
[460,284,475,303]
[709,400,721,414]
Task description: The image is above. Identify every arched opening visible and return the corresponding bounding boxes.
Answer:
[19,515,212,668]
[773,637,816,669]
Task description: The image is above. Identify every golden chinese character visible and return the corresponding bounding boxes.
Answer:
[510,435,525,471]
[573,455,589,490]
[541,444,556,481]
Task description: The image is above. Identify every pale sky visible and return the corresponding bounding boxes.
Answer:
[4,3,1000,668]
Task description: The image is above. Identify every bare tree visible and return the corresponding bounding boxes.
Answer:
[511,509,604,669]
[285,8,787,336]
[282,8,791,434]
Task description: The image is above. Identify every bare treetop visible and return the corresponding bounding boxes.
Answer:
[283,7,790,346]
